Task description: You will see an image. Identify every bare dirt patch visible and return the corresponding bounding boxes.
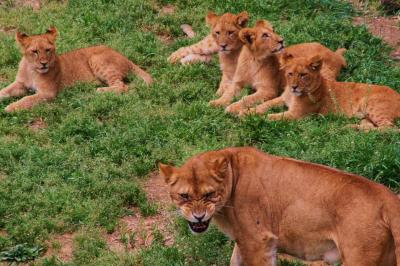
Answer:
[28,118,48,132]
[352,4,400,60]
[45,233,74,262]
[161,4,175,15]
[14,0,41,10]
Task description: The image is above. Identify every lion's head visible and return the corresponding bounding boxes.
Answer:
[159,152,232,233]
[239,20,284,60]
[206,11,249,54]
[281,54,323,97]
[16,26,58,74]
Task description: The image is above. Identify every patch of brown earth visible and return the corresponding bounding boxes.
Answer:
[353,15,400,59]
[14,0,41,10]
[161,4,175,15]
[0,26,17,36]
[28,118,48,132]
[45,233,74,262]
[106,207,174,253]
[141,24,174,45]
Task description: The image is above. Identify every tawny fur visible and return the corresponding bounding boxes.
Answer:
[169,11,249,96]
[160,147,400,266]
[255,55,400,131]
[0,26,153,112]
[209,20,284,114]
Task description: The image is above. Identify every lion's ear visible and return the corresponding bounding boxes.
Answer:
[236,11,249,28]
[279,52,294,69]
[159,163,177,185]
[256,19,273,30]
[16,31,28,47]
[309,55,322,71]
[46,26,58,42]
[206,12,219,27]
[209,155,229,182]
[239,28,255,45]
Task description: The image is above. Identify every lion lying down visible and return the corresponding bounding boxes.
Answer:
[160,147,400,265]
[0,26,153,112]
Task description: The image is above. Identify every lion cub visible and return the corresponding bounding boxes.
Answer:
[209,20,283,114]
[169,11,249,96]
[0,26,153,112]
[256,54,400,131]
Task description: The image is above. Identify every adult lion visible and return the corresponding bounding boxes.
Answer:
[160,147,400,265]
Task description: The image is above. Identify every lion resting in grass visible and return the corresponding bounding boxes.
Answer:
[0,26,153,112]
[160,147,400,265]
[169,11,249,97]
[208,20,347,115]
[251,54,400,131]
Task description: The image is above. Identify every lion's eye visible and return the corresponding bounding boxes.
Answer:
[46,48,51,53]
[215,31,220,36]
[300,73,307,78]
[288,72,293,76]
[262,33,269,38]
[32,50,38,54]
[179,193,189,201]
[204,191,215,199]
[228,31,234,36]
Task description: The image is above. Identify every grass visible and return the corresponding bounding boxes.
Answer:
[0,0,399,265]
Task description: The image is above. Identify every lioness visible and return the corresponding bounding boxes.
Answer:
[160,147,400,265]
[253,54,400,131]
[0,26,153,112]
[169,11,249,96]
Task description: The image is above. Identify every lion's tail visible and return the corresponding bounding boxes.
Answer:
[386,196,400,264]
[129,61,153,85]
[334,48,347,68]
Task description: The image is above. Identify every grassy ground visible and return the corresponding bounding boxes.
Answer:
[0,0,399,265]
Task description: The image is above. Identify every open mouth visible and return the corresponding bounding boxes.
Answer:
[188,219,211,233]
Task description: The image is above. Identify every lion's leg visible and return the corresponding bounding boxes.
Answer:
[230,243,243,266]
[90,55,129,93]
[226,90,277,114]
[180,54,213,65]
[267,111,298,121]
[239,96,285,116]
[210,82,243,107]
[216,74,231,96]
[168,34,219,64]
[0,81,28,101]
[5,91,57,112]
[238,231,278,266]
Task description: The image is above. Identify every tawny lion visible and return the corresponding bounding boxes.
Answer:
[0,26,153,112]
[253,54,400,131]
[160,147,400,265]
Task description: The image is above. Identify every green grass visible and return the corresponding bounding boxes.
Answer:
[0,0,399,265]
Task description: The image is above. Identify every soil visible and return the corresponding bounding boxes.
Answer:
[351,1,400,60]
[43,172,175,262]
[161,4,175,15]
[28,118,48,132]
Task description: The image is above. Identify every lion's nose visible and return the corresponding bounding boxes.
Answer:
[40,62,48,67]
[193,213,205,222]
[220,44,227,50]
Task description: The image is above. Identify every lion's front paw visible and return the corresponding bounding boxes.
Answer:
[5,102,20,113]
[168,49,185,64]
[226,102,243,114]
[209,98,230,107]
[267,113,284,121]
